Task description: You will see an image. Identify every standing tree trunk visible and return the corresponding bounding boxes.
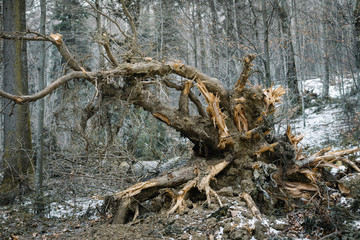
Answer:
[96,0,105,69]
[261,0,271,87]
[209,0,219,75]
[35,0,46,205]
[277,1,300,105]
[321,0,330,99]
[354,0,360,109]
[0,0,32,203]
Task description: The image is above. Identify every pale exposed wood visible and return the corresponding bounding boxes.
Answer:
[179,80,193,115]
[153,113,170,125]
[263,86,286,112]
[235,54,256,92]
[167,178,198,215]
[197,160,231,206]
[197,80,233,149]
[254,142,279,158]
[49,33,83,71]
[241,192,262,221]
[339,157,360,173]
[233,97,248,133]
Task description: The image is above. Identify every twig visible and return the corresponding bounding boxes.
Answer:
[120,0,138,52]
[85,0,130,40]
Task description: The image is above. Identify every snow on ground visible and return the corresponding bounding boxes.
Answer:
[291,104,343,150]
[47,197,103,219]
[289,77,354,151]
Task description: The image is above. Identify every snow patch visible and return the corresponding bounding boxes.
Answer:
[47,197,102,219]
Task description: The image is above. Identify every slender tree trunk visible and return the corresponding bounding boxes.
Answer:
[293,0,306,126]
[197,3,207,73]
[0,1,3,166]
[354,0,360,109]
[277,1,300,105]
[262,0,271,87]
[35,0,46,199]
[96,0,104,68]
[209,0,219,75]
[321,0,330,99]
[191,1,198,68]
[1,0,32,200]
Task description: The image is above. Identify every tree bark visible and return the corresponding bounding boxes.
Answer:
[1,0,32,200]
[276,1,300,105]
[261,0,271,88]
[321,0,330,99]
[354,0,360,110]
[35,0,46,207]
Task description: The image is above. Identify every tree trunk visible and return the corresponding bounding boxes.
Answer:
[321,0,330,99]
[261,0,271,88]
[277,1,300,105]
[35,0,46,211]
[354,0,360,109]
[209,0,219,75]
[96,0,105,69]
[0,0,32,202]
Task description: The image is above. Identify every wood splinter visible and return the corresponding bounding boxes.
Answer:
[197,80,233,149]
[241,192,262,221]
[253,142,279,158]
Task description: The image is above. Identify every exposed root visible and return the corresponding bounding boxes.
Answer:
[241,192,262,221]
[198,160,231,206]
[168,160,231,215]
[167,178,198,215]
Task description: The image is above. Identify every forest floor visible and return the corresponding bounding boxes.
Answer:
[1,78,360,240]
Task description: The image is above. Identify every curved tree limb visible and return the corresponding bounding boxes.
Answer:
[163,78,206,117]
[1,31,85,71]
[0,71,89,104]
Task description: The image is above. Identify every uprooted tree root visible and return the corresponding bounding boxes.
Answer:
[96,55,360,225]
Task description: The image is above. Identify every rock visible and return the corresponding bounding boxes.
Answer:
[339,173,360,198]
[241,179,256,195]
[254,221,268,239]
[118,161,130,172]
[218,186,235,197]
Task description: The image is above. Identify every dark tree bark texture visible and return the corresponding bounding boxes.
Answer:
[0,0,32,200]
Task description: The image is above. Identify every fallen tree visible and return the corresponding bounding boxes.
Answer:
[1,3,359,226]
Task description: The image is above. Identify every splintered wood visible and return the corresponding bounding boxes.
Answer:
[281,126,360,201]
[235,54,256,93]
[197,80,233,149]
[254,142,279,158]
[263,85,286,113]
[153,112,170,125]
[234,97,248,133]
[49,33,63,44]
